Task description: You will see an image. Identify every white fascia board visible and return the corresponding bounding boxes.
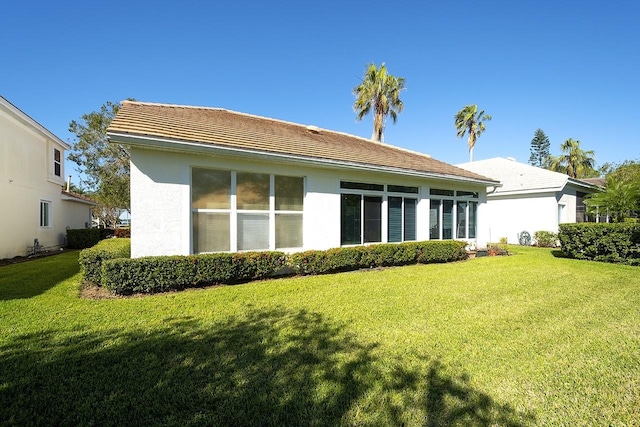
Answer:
[109,132,502,187]
[489,187,564,197]
[0,96,70,150]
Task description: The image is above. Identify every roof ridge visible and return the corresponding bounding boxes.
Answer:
[119,100,431,157]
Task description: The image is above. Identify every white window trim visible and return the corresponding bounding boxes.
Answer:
[40,200,52,228]
[191,169,304,253]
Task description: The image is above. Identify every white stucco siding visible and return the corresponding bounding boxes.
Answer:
[482,193,562,244]
[129,147,491,257]
[130,149,190,257]
[0,106,70,258]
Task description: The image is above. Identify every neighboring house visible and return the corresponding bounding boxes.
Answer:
[457,157,602,244]
[0,96,96,259]
[107,101,499,258]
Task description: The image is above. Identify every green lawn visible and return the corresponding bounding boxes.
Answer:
[1,247,638,426]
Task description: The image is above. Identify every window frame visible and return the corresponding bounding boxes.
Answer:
[191,168,304,253]
[340,181,419,246]
[40,200,51,228]
[429,188,479,240]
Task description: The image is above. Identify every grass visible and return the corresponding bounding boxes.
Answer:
[0,247,638,426]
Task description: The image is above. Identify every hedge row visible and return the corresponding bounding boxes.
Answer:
[102,252,287,295]
[289,241,468,275]
[79,238,132,286]
[67,229,101,249]
[559,223,640,265]
[82,240,468,295]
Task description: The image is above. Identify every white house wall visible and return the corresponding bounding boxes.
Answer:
[0,106,70,258]
[482,191,581,244]
[130,147,489,258]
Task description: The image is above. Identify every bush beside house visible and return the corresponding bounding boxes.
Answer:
[82,240,468,295]
[559,223,640,265]
[79,238,132,286]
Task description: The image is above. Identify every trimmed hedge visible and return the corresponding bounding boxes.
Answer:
[79,238,131,286]
[102,252,287,295]
[559,223,640,265]
[66,229,101,249]
[289,241,468,275]
[81,240,468,295]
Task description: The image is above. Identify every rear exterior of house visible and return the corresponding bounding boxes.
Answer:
[108,101,499,258]
[0,96,95,259]
[457,157,602,244]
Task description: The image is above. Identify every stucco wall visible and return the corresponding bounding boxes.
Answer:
[130,147,490,258]
[0,107,69,258]
[482,191,579,244]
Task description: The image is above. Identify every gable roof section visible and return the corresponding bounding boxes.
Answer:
[107,101,498,185]
[0,96,70,150]
[457,157,601,195]
[61,189,98,205]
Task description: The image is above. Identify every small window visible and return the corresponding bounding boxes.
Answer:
[40,201,51,227]
[53,148,61,177]
[388,184,419,194]
[430,188,455,197]
[456,190,478,198]
[340,181,384,191]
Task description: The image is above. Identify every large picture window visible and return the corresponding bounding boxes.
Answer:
[192,168,303,253]
[430,189,478,240]
[340,181,418,246]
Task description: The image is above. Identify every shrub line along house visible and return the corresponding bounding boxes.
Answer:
[107,101,500,258]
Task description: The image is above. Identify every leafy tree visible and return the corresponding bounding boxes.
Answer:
[68,101,130,228]
[353,63,406,142]
[585,177,639,222]
[454,105,492,162]
[547,138,597,178]
[528,128,550,167]
[586,160,640,222]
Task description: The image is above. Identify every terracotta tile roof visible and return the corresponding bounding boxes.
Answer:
[108,101,497,184]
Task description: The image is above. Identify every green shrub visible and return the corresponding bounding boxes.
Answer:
[66,229,101,249]
[559,223,640,265]
[289,241,467,275]
[534,231,558,248]
[102,251,287,295]
[78,238,131,286]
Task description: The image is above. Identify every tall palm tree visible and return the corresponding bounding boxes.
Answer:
[454,105,492,162]
[353,63,406,143]
[548,138,596,178]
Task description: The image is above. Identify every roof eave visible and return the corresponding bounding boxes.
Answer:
[108,132,500,187]
[0,96,70,150]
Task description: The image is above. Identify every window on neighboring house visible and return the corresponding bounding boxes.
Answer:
[429,189,478,240]
[40,201,51,227]
[558,204,566,224]
[191,168,304,253]
[54,148,61,177]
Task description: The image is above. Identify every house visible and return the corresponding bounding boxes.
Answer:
[107,101,500,258]
[457,157,602,244]
[0,96,96,259]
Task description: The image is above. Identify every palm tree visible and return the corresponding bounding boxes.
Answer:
[353,63,406,143]
[454,105,492,162]
[547,138,596,178]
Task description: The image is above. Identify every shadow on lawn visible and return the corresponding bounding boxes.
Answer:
[0,307,533,426]
[0,251,79,301]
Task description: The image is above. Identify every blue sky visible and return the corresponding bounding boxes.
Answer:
[2,0,639,183]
